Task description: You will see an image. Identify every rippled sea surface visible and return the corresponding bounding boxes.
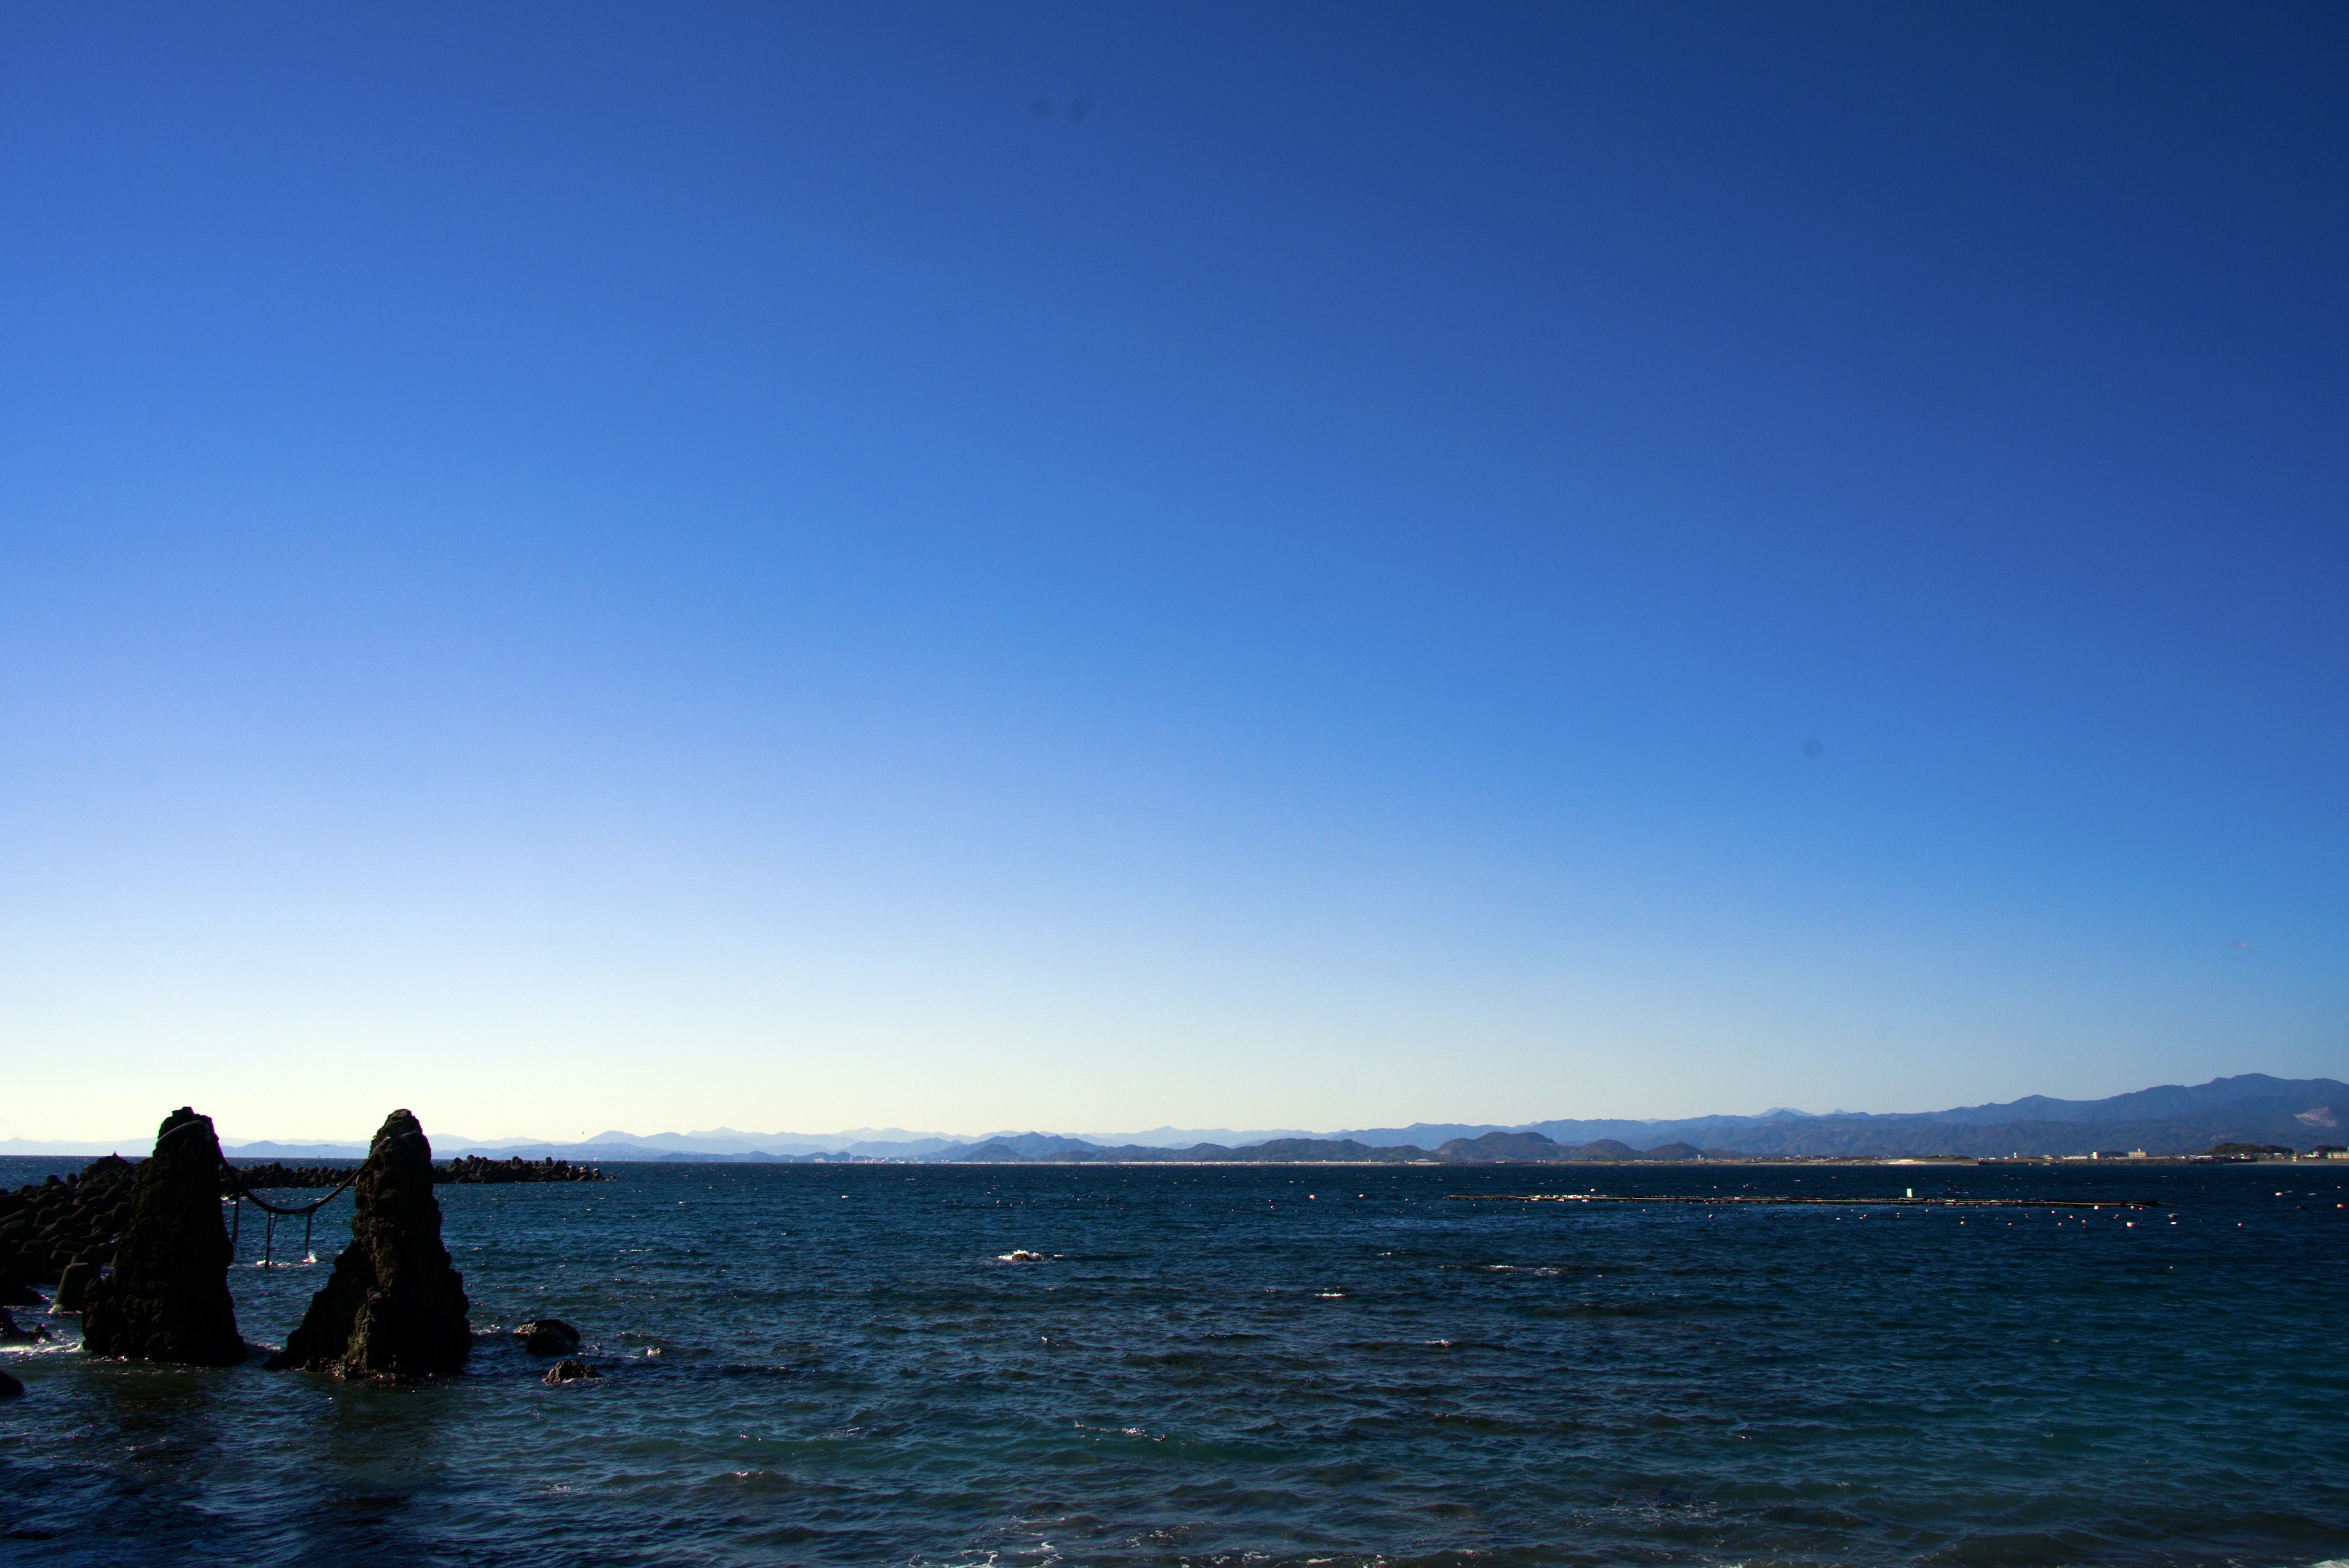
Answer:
[2,1157,2345,1567]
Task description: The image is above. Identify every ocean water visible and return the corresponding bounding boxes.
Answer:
[2,1157,2344,1567]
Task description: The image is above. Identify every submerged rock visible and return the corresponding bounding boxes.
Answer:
[0,1305,51,1343]
[543,1357,599,1384]
[0,1370,21,1399]
[269,1110,471,1378]
[80,1109,245,1365]
[514,1318,581,1356]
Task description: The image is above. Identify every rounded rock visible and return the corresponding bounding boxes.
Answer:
[514,1319,582,1356]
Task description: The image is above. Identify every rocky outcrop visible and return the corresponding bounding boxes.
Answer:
[222,1156,603,1191]
[438,1156,603,1184]
[0,1155,137,1302]
[268,1110,470,1379]
[0,1370,21,1399]
[53,1260,97,1313]
[514,1318,581,1356]
[543,1357,599,1384]
[218,1162,361,1191]
[80,1110,245,1365]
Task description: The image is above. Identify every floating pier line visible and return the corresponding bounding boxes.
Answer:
[1445,1194,2165,1209]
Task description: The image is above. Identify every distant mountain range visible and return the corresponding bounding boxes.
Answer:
[946,1074,2343,1162]
[5,1074,2339,1162]
[1324,1074,2347,1161]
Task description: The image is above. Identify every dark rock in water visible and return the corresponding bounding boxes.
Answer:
[0,1154,138,1300]
[514,1318,581,1356]
[269,1109,471,1379]
[223,1156,605,1190]
[438,1155,606,1184]
[0,1369,21,1399]
[80,1109,245,1366]
[218,1161,363,1193]
[543,1357,599,1384]
[0,1305,51,1343]
[54,1260,97,1313]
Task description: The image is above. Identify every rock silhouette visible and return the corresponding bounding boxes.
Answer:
[514,1318,581,1356]
[269,1110,470,1378]
[0,1154,137,1303]
[80,1109,245,1365]
[54,1260,97,1313]
[0,1306,50,1344]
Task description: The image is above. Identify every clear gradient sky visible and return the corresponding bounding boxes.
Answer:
[3,3,2344,1143]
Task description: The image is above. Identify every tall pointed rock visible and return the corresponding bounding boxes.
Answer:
[81,1107,244,1365]
[269,1109,470,1378]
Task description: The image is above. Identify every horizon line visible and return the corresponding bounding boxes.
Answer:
[0,1070,2329,1154]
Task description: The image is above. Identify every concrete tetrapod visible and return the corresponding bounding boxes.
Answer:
[268,1109,471,1378]
[80,1109,245,1365]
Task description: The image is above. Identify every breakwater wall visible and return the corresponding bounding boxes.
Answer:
[225,1156,605,1189]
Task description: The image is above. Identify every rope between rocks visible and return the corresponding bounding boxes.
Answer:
[214,1127,421,1216]
[220,1167,360,1217]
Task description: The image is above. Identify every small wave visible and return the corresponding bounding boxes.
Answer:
[0,1334,82,1361]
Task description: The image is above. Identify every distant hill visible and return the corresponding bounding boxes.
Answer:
[1318,1074,2346,1159]
[12,1074,2336,1165]
[930,1075,2347,1162]
[1680,1090,2342,1157]
[955,1136,1428,1164]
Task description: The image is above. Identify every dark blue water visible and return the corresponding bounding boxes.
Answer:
[3,1158,2345,1567]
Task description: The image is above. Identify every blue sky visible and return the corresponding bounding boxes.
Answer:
[3,3,2343,1141]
